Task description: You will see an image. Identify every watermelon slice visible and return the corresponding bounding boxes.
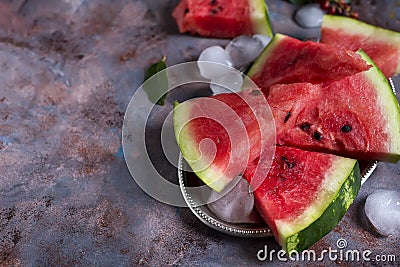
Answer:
[244,146,361,252]
[268,51,400,163]
[172,0,273,38]
[321,15,400,78]
[173,89,275,192]
[248,34,371,94]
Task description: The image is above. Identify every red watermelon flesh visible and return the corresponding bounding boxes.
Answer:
[243,146,360,252]
[321,15,400,78]
[244,146,332,223]
[268,51,400,162]
[321,29,398,77]
[172,0,272,38]
[269,83,379,156]
[248,34,371,95]
[174,89,275,192]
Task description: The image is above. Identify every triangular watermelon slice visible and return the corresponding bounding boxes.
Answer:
[172,0,273,38]
[268,50,400,163]
[174,89,275,192]
[244,146,361,252]
[248,33,371,94]
[321,15,400,78]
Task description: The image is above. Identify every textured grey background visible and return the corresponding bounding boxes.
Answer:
[0,0,399,266]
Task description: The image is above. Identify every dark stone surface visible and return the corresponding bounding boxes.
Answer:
[0,0,399,266]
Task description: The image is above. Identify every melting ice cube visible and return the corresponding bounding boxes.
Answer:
[364,190,400,236]
[294,3,325,28]
[197,46,232,79]
[253,34,272,48]
[210,70,243,95]
[225,35,264,70]
[207,176,254,223]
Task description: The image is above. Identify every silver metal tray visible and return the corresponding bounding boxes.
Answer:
[178,154,377,238]
[178,77,396,237]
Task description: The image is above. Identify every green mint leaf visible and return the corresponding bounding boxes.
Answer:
[143,57,168,106]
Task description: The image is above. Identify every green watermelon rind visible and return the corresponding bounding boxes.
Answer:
[247,33,284,77]
[249,0,273,37]
[173,101,231,192]
[322,15,400,74]
[276,158,361,253]
[356,50,400,162]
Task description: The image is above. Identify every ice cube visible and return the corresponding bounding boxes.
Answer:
[253,34,272,48]
[210,70,243,95]
[225,35,264,70]
[207,176,254,223]
[294,4,325,28]
[364,190,400,236]
[197,46,233,79]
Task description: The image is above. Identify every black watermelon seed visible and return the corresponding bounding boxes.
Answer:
[341,125,352,133]
[210,9,218,14]
[184,8,189,14]
[299,122,311,132]
[210,0,217,5]
[281,156,295,169]
[313,131,323,141]
[284,111,291,123]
